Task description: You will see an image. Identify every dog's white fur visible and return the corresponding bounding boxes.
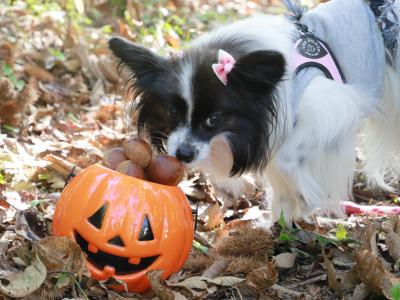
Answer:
[168,15,400,223]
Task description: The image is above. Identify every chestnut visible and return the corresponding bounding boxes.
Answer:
[146,155,185,186]
[115,160,146,180]
[102,148,127,170]
[123,137,152,168]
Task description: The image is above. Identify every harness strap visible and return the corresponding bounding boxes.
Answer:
[293,24,346,83]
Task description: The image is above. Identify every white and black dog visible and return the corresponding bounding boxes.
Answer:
[109,0,400,223]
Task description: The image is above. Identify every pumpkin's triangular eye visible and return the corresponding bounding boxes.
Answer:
[138,215,154,241]
[88,203,108,229]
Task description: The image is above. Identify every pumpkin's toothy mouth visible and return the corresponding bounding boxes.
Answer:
[74,231,159,275]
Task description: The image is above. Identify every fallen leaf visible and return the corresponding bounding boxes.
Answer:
[206,276,245,286]
[168,276,208,290]
[325,253,359,294]
[335,223,347,240]
[165,29,180,48]
[147,270,176,300]
[24,64,54,82]
[14,210,47,241]
[207,204,224,230]
[355,249,400,298]
[0,255,47,298]
[33,236,87,276]
[352,283,371,300]
[382,221,400,262]
[169,275,245,290]
[331,249,356,268]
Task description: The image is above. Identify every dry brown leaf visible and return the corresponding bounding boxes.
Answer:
[207,276,246,286]
[245,261,278,293]
[325,253,359,294]
[32,236,87,276]
[169,275,245,290]
[355,249,400,298]
[382,219,400,262]
[147,270,175,300]
[95,104,116,123]
[24,64,54,82]
[331,249,356,268]
[168,276,208,290]
[207,204,224,230]
[0,255,47,298]
[45,154,82,178]
[352,283,371,300]
[385,229,400,262]
[14,211,47,242]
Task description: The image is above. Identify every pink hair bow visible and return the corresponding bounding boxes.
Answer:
[212,49,236,85]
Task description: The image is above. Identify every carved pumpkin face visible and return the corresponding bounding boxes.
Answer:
[52,164,194,293]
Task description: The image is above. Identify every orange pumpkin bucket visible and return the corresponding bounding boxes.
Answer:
[52,164,194,293]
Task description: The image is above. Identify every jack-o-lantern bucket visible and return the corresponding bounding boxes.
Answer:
[53,164,194,293]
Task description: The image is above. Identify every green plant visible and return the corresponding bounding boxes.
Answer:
[335,223,347,241]
[392,284,400,300]
[277,211,299,242]
[2,64,25,91]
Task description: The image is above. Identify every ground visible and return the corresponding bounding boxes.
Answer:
[0,1,399,299]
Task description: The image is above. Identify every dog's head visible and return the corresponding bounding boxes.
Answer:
[109,37,285,177]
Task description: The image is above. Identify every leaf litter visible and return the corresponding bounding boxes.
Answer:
[0,0,400,299]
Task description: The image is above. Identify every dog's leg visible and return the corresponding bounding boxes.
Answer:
[361,66,400,191]
[266,162,302,224]
[267,76,367,223]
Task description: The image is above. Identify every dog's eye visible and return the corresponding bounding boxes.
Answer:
[203,115,221,129]
[168,107,178,120]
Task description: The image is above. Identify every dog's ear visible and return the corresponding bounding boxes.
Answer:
[108,37,168,91]
[227,50,286,96]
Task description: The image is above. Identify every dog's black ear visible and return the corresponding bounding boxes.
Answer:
[228,50,286,96]
[108,37,168,90]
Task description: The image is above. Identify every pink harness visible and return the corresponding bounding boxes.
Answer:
[211,26,346,86]
[293,29,346,83]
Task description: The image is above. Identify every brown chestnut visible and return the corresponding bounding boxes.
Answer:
[115,160,146,180]
[102,148,127,170]
[146,155,185,186]
[123,137,152,168]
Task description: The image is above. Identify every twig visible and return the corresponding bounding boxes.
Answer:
[285,274,327,289]
[201,260,229,279]
[194,231,213,248]
[270,284,303,297]
[353,193,373,203]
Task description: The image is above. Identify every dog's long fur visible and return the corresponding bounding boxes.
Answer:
[109,5,400,224]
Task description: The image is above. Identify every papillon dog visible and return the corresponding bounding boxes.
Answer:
[109,0,400,224]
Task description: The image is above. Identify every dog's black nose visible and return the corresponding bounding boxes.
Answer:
[176,144,195,163]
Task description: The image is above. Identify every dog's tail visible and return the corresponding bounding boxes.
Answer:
[282,0,307,22]
[362,0,400,190]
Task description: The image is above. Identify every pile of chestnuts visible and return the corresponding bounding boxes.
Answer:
[102,137,185,186]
